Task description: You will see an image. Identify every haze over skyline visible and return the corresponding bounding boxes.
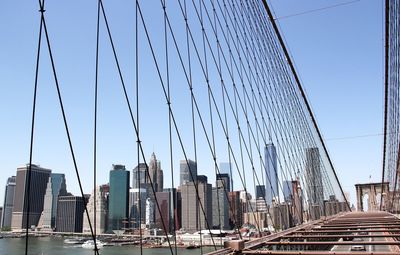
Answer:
[0,0,384,207]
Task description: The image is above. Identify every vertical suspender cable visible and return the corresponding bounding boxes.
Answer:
[25,1,44,254]
[92,0,101,253]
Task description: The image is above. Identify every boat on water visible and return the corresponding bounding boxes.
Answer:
[186,242,200,249]
[82,240,106,249]
[63,238,87,245]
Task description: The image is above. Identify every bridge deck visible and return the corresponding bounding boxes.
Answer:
[207,211,400,255]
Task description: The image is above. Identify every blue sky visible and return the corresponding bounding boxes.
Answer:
[0,0,384,207]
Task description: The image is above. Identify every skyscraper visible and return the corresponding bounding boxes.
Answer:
[56,195,85,233]
[265,143,278,206]
[155,191,170,233]
[1,176,16,229]
[132,163,147,189]
[282,180,293,203]
[108,164,130,231]
[255,185,266,199]
[228,191,243,229]
[212,177,229,230]
[181,176,212,231]
[149,152,163,192]
[180,159,197,186]
[305,148,324,211]
[219,162,233,192]
[12,164,51,230]
[38,173,67,230]
[216,173,230,194]
[129,187,147,229]
[83,185,108,234]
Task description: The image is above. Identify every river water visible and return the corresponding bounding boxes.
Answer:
[0,236,216,255]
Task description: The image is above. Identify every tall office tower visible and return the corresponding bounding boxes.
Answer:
[180,159,197,186]
[255,185,266,199]
[132,163,147,189]
[219,162,233,192]
[181,176,212,231]
[148,153,164,192]
[282,180,293,203]
[228,191,243,229]
[1,176,16,229]
[216,173,230,193]
[305,148,324,211]
[291,179,303,225]
[129,187,147,229]
[83,185,108,234]
[155,188,181,234]
[38,173,67,230]
[145,198,154,227]
[56,196,85,233]
[265,143,278,206]
[108,164,130,231]
[156,165,163,192]
[155,191,170,233]
[12,164,51,230]
[212,180,229,230]
[272,203,292,230]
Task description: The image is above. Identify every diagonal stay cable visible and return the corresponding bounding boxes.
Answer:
[33,1,99,254]
[98,1,174,253]
[25,1,44,254]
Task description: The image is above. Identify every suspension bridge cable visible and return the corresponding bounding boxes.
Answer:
[25,1,44,254]
[92,0,100,253]
[32,1,99,254]
[139,1,218,249]
[162,0,178,253]
[98,1,175,253]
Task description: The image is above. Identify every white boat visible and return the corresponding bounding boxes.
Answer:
[81,240,105,249]
[64,238,87,244]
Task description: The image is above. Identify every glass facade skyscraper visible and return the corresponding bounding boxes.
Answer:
[108,164,130,231]
[1,176,16,229]
[219,162,232,192]
[265,143,278,206]
[11,164,51,230]
[180,159,197,186]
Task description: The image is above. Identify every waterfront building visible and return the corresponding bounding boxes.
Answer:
[243,211,270,229]
[11,164,51,230]
[219,162,232,192]
[265,143,278,206]
[256,185,266,199]
[216,173,230,194]
[228,191,243,229]
[148,153,164,192]
[129,187,147,229]
[145,197,154,228]
[83,184,108,234]
[155,188,180,234]
[56,196,85,233]
[256,198,267,212]
[305,147,324,214]
[132,163,147,189]
[291,179,303,225]
[1,176,16,229]
[212,187,229,230]
[181,175,212,231]
[155,191,169,233]
[38,173,67,230]
[282,180,293,203]
[180,159,197,186]
[108,164,130,231]
[271,203,292,230]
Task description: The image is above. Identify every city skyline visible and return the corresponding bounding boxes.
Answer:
[0,0,384,214]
